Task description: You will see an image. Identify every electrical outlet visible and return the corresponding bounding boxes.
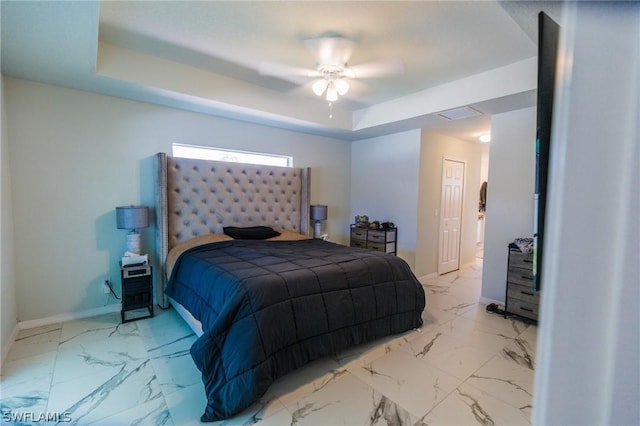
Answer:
[103,280,111,294]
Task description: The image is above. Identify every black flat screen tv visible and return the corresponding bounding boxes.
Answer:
[533,12,560,292]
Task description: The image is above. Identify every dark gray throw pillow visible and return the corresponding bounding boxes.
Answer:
[223,226,281,240]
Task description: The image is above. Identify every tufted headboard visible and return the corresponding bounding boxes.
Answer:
[153,152,311,307]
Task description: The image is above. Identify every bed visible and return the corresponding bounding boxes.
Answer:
[153,153,426,422]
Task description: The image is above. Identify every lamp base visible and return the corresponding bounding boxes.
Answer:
[314,221,322,238]
[126,231,141,255]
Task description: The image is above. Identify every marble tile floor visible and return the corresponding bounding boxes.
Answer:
[1,260,537,425]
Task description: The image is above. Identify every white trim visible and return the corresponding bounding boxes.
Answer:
[417,272,438,281]
[17,304,121,331]
[0,324,20,370]
[479,296,503,307]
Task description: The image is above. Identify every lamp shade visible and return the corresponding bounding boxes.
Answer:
[310,205,328,221]
[116,206,149,230]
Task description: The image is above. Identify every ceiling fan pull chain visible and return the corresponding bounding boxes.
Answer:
[328,102,333,119]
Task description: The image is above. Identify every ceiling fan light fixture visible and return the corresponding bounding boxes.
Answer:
[312,79,329,96]
[335,78,349,96]
[325,82,338,102]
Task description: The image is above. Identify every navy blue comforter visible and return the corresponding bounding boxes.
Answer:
[166,239,425,422]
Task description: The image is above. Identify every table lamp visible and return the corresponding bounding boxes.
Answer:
[116,206,149,255]
[310,205,328,238]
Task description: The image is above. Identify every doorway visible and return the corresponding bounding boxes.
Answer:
[438,158,465,275]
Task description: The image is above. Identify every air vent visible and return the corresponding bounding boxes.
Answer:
[436,106,483,120]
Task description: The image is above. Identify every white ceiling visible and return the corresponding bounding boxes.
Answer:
[0,1,564,142]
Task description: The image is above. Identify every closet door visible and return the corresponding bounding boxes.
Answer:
[439,159,465,275]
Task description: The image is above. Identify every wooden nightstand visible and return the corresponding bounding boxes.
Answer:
[121,263,154,323]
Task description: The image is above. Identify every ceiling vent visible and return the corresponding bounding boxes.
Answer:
[436,106,483,120]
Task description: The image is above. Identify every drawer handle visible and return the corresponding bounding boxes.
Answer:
[521,275,533,281]
[521,291,534,296]
[523,259,533,263]
[520,307,534,312]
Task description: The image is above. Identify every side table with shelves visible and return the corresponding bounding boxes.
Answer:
[350,225,397,255]
[121,262,154,323]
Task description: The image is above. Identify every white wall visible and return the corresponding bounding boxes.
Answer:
[481,107,536,303]
[415,131,483,278]
[4,77,351,322]
[1,75,18,363]
[534,3,640,425]
[350,130,421,269]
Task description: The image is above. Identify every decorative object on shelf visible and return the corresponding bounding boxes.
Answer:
[310,205,328,238]
[116,205,149,255]
[355,214,369,228]
[379,221,395,231]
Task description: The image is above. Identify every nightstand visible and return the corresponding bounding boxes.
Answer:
[120,262,154,323]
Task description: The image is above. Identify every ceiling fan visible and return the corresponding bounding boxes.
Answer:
[258,35,404,103]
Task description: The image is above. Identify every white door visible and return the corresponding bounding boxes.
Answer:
[439,159,465,275]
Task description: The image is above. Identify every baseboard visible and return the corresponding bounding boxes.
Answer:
[479,296,504,307]
[417,272,438,281]
[0,323,20,370]
[17,303,121,331]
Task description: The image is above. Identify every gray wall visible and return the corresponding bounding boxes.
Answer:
[350,130,421,269]
[4,77,352,322]
[481,107,536,303]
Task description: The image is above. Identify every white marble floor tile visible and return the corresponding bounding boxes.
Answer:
[0,351,57,420]
[265,356,344,410]
[51,334,150,386]
[284,372,424,425]
[400,328,497,381]
[464,349,535,410]
[424,382,531,425]
[1,350,56,392]
[146,333,200,395]
[514,323,539,359]
[460,305,531,337]
[162,380,287,426]
[162,382,207,426]
[332,328,421,371]
[88,397,173,426]
[5,324,62,363]
[436,316,516,353]
[348,347,461,420]
[422,293,477,328]
[59,314,139,349]
[46,357,161,425]
[136,307,195,350]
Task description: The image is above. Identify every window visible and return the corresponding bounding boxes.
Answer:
[172,143,292,167]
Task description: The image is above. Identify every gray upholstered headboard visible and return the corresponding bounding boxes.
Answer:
[153,152,311,307]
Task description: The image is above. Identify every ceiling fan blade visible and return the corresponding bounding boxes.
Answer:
[304,36,355,67]
[344,58,405,79]
[258,61,320,78]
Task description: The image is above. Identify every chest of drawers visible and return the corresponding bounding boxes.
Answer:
[505,246,540,322]
[350,225,397,255]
